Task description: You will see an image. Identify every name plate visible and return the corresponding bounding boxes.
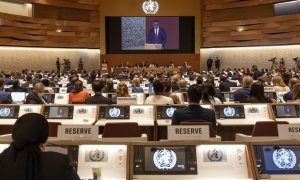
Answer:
[230,87,242,92]
[54,93,69,104]
[278,124,300,140]
[57,125,98,140]
[264,87,275,92]
[117,97,137,105]
[168,125,209,140]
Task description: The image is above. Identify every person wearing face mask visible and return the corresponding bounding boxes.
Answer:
[0,113,80,180]
[25,83,47,104]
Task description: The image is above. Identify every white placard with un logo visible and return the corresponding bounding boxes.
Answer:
[278,124,300,140]
[54,93,69,104]
[168,125,209,140]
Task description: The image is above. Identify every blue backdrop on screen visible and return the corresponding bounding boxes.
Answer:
[105,16,195,54]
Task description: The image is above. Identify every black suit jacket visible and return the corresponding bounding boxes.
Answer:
[85,94,113,104]
[41,152,80,180]
[148,27,167,47]
[214,88,223,102]
[219,80,237,92]
[25,92,45,104]
[171,82,179,92]
[207,59,213,66]
[0,151,80,180]
[171,104,216,129]
[283,91,293,102]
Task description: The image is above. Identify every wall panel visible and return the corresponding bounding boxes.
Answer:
[0,12,99,48]
[202,0,300,47]
[27,0,99,10]
[204,0,289,10]
[33,4,91,22]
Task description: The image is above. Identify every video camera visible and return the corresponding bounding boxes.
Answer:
[268,57,276,62]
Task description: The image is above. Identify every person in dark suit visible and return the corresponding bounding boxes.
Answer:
[85,79,113,104]
[171,84,216,129]
[102,79,116,93]
[7,79,26,92]
[205,77,223,102]
[3,72,13,85]
[171,75,179,92]
[233,76,253,103]
[56,57,61,73]
[25,83,46,104]
[207,57,213,71]
[215,57,221,71]
[148,20,167,49]
[0,113,80,180]
[0,78,12,104]
[219,76,238,92]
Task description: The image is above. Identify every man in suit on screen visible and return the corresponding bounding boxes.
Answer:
[148,20,167,49]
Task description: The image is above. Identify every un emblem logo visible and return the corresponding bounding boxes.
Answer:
[88,149,105,161]
[77,108,87,114]
[223,107,235,117]
[142,0,159,14]
[166,107,176,118]
[153,148,177,170]
[207,149,223,162]
[109,107,121,118]
[0,108,11,117]
[273,148,296,169]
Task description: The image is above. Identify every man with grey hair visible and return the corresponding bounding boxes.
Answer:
[25,83,46,104]
[233,76,253,103]
[174,79,187,93]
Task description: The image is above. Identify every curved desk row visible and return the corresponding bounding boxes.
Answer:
[1,140,299,180]
[0,103,299,141]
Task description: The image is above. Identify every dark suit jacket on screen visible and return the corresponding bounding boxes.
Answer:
[171,104,216,129]
[148,27,167,47]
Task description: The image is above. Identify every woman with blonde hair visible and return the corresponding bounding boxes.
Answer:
[69,80,90,103]
[116,82,131,97]
[272,76,290,92]
[131,78,144,92]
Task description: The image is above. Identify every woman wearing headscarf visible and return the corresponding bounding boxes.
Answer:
[0,113,80,180]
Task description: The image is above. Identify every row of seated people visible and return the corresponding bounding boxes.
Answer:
[0,67,299,179]
[1,75,299,105]
[1,83,299,131]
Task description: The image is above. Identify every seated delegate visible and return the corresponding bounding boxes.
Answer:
[0,113,80,180]
[172,84,216,129]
